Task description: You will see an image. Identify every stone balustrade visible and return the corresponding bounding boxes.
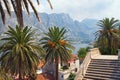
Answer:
[118,49,120,60]
[75,48,101,80]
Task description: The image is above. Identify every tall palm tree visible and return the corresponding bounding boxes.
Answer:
[40,26,74,80]
[0,0,53,27]
[95,18,120,54]
[0,25,44,80]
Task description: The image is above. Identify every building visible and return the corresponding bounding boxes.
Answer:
[59,54,79,80]
[37,54,79,80]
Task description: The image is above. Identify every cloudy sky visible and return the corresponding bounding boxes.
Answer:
[33,0,120,21]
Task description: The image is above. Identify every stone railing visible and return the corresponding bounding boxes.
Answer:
[90,48,101,58]
[75,48,101,80]
[118,49,120,60]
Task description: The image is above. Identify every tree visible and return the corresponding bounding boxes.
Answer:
[68,73,76,80]
[95,18,120,55]
[0,25,44,80]
[40,26,74,80]
[77,48,87,59]
[0,0,53,27]
[86,46,92,52]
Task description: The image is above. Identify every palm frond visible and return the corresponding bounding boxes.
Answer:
[47,0,53,9]
[3,0,11,16]
[1,0,52,27]
[0,1,5,24]
[23,0,30,15]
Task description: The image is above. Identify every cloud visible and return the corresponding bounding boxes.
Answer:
[32,0,120,21]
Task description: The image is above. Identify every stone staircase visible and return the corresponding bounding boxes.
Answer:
[83,59,120,80]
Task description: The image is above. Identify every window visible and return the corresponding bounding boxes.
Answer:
[75,68,77,72]
[61,75,64,78]
[74,59,76,63]
[69,63,70,67]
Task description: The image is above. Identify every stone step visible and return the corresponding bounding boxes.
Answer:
[87,67,120,73]
[89,64,120,68]
[83,75,116,80]
[90,63,120,67]
[91,59,119,62]
[86,70,120,76]
[83,59,120,80]
[85,72,120,79]
[90,61,119,65]
[91,60,119,64]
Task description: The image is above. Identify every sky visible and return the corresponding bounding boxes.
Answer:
[32,0,120,21]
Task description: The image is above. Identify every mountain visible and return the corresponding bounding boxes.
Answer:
[0,12,99,43]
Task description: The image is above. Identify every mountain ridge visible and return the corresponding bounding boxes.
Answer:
[0,12,99,43]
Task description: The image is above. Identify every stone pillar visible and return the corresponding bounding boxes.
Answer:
[118,49,120,60]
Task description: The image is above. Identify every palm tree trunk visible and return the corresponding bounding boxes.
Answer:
[19,56,22,80]
[108,37,112,54]
[19,71,22,80]
[55,58,59,80]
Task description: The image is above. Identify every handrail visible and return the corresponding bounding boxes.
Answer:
[90,48,101,58]
[75,48,101,80]
[74,52,91,80]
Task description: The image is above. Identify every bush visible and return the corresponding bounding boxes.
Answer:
[61,65,69,70]
[86,46,92,52]
[68,73,76,80]
[77,48,87,59]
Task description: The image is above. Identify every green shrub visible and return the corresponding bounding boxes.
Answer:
[77,48,87,59]
[86,46,92,52]
[61,65,69,70]
[68,73,76,80]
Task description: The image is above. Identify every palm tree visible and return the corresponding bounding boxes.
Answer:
[0,25,44,80]
[40,26,74,80]
[95,18,120,54]
[0,0,53,27]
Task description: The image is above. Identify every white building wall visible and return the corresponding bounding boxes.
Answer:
[75,59,80,72]
[59,70,71,80]
[58,59,80,80]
